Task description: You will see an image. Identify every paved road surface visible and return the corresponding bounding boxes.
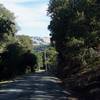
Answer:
[0,71,70,100]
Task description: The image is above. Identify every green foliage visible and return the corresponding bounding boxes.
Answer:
[33,45,50,70]
[0,42,37,80]
[1,43,25,77]
[48,0,100,98]
[48,0,100,49]
[35,51,44,70]
[0,4,17,42]
[17,35,33,52]
[0,4,37,81]
[46,47,57,65]
[43,46,58,72]
[22,51,37,73]
[0,4,18,53]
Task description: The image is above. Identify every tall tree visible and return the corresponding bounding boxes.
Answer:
[17,35,33,52]
[48,0,100,98]
[0,4,17,42]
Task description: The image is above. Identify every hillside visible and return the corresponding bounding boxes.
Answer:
[32,36,50,52]
[32,37,50,46]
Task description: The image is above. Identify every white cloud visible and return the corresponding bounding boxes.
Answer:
[0,0,50,36]
[0,0,35,3]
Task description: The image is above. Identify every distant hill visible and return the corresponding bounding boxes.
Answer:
[32,36,50,52]
[32,37,50,46]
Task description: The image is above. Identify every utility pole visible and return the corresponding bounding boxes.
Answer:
[44,50,47,71]
[42,50,47,71]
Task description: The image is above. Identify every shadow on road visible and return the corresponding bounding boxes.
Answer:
[0,72,70,100]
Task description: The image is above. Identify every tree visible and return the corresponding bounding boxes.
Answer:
[17,35,33,52]
[48,0,100,98]
[46,47,57,71]
[22,50,37,72]
[0,4,17,42]
[48,0,100,73]
[0,43,25,79]
[0,4,18,54]
[0,4,37,80]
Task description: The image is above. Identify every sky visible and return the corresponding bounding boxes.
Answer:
[0,0,50,37]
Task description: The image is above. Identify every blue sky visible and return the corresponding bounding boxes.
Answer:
[0,0,50,37]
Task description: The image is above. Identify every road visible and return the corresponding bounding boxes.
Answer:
[0,71,70,100]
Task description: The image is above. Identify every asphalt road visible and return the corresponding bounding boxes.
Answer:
[0,71,70,100]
